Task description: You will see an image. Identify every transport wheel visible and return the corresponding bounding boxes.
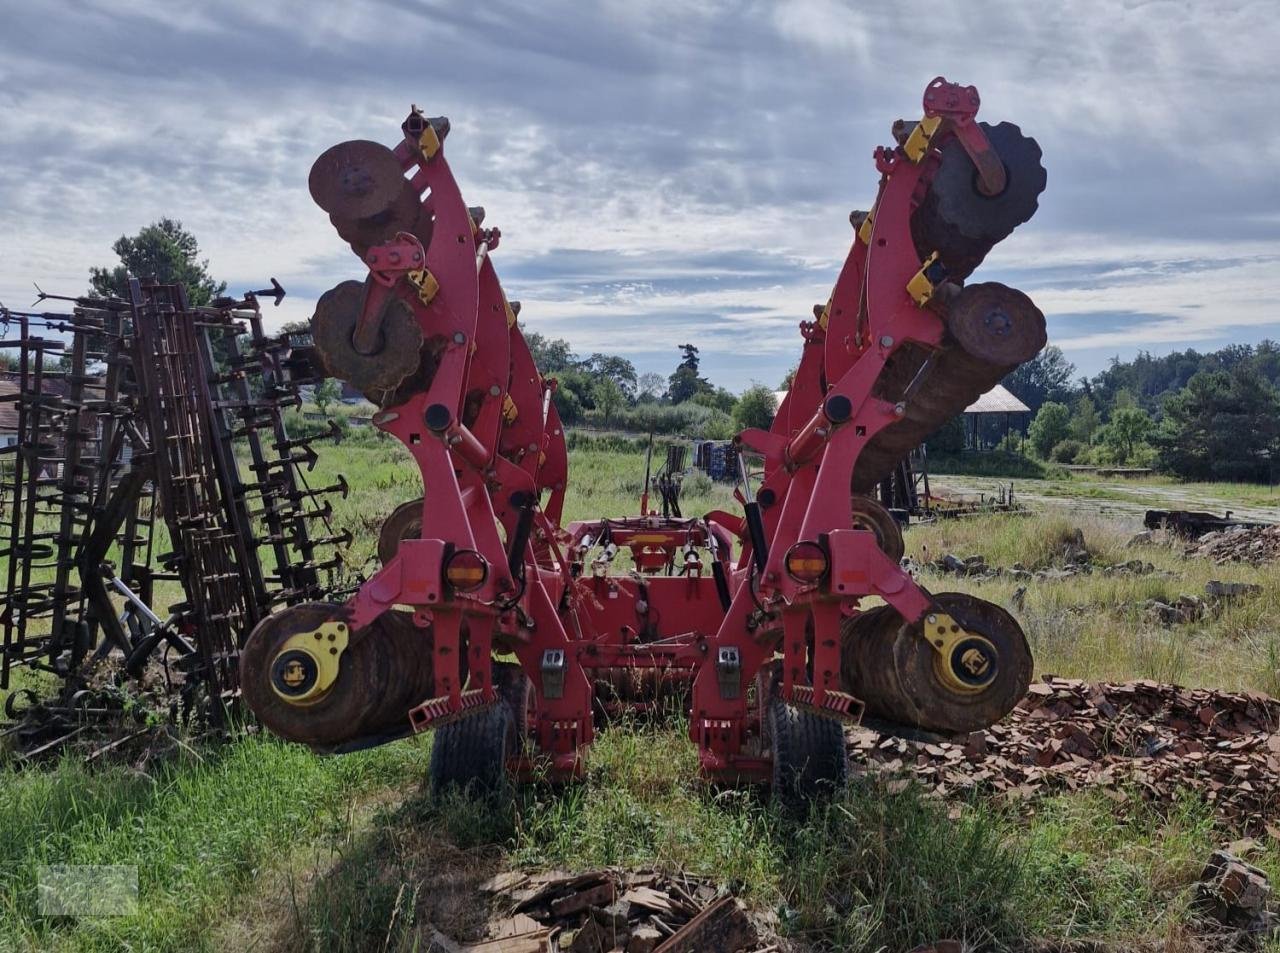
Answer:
[769,697,848,806]
[311,279,423,398]
[429,702,515,798]
[377,497,424,565]
[850,496,905,563]
[492,660,532,751]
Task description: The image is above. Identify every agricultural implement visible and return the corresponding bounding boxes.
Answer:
[241,78,1048,798]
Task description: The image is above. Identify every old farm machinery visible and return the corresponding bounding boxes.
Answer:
[0,282,352,756]
[241,78,1048,798]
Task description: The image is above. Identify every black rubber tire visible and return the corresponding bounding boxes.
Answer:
[769,698,848,806]
[429,703,514,798]
[492,660,531,751]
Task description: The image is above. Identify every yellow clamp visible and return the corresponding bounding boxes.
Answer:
[857,206,876,246]
[418,123,441,161]
[503,298,518,329]
[906,252,943,306]
[270,621,349,706]
[816,295,832,330]
[903,115,943,163]
[501,394,519,424]
[407,268,439,307]
[921,611,996,694]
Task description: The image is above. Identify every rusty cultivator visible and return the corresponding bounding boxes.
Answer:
[239,76,1048,798]
[0,282,351,756]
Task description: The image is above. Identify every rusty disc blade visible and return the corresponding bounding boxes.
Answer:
[850,495,905,563]
[330,180,427,253]
[309,140,405,219]
[946,282,1046,368]
[311,279,423,397]
[239,602,436,748]
[377,497,423,565]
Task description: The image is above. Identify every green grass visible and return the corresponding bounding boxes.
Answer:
[4,442,1280,952]
[0,733,429,952]
[254,720,1280,952]
[906,512,1280,695]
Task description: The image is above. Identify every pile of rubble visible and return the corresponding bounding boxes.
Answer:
[1186,525,1280,565]
[433,869,770,953]
[850,678,1280,832]
[915,549,1162,583]
[1137,579,1263,626]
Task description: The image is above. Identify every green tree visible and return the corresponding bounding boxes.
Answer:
[667,344,712,404]
[580,353,638,399]
[89,219,226,305]
[691,387,737,414]
[592,376,624,427]
[312,377,341,414]
[1027,401,1071,458]
[733,385,778,432]
[1069,394,1100,444]
[524,331,577,373]
[1002,345,1077,414]
[1154,368,1280,481]
[1098,406,1151,463]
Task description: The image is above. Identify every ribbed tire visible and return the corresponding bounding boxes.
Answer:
[492,660,531,751]
[769,699,848,806]
[429,703,514,798]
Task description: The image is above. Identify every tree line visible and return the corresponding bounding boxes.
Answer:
[527,334,776,438]
[967,342,1280,483]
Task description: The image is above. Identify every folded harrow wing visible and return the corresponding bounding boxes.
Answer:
[241,79,1047,798]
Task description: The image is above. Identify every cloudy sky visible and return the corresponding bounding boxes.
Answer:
[1,0,1277,391]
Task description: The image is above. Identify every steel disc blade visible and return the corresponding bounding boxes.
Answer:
[377,497,423,565]
[311,279,423,397]
[945,282,1046,368]
[850,495,905,563]
[309,140,405,219]
[329,181,425,252]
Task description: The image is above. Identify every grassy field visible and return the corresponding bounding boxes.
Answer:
[2,439,1279,952]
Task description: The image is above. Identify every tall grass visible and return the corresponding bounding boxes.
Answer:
[0,735,427,952]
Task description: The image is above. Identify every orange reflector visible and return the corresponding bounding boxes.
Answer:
[785,541,829,584]
[444,550,488,592]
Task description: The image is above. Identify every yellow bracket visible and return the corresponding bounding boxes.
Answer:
[504,298,518,329]
[501,394,519,424]
[271,621,349,706]
[418,123,441,161]
[816,295,832,330]
[903,115,943,163]
[921,611,996,694]
[407,268,439,307]
[906,252,943,306]
[857,206,876,246]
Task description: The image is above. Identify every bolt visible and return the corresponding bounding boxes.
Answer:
[927,614,937,624]
[489,384,501,396]
[453,331,465,345]
[879,335,894,348]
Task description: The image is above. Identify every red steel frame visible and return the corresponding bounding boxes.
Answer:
[335,79,999,781]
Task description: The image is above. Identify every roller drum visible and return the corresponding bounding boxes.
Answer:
[840,592,1032,734]
[240,604,436,749]
[851,283,1045,492]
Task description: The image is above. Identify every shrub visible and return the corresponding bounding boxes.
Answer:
[1050,439,1084,463]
